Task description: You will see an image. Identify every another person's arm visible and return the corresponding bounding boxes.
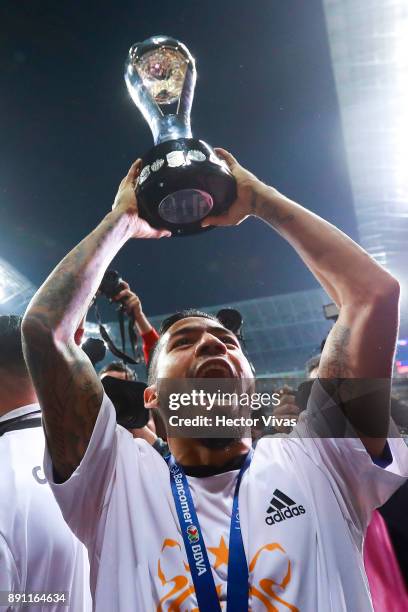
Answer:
[203,149,400,457]
[112,284,159,363]
[22,160,170,481]
[273,386,301,434]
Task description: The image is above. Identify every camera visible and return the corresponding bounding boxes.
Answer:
[96,269,140,364]
[99,270,126,300]
[216,308,243,335]
[101,376,149,429]
[81,337,106,366]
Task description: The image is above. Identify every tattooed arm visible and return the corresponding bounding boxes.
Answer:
[203,148,400,456]
[22,161,170,480]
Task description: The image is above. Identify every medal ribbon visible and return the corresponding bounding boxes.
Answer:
[166,450,253,611]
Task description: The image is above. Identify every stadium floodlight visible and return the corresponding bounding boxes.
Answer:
[323,1,408,273]
[323,0,408,335]
[0,257,36,314]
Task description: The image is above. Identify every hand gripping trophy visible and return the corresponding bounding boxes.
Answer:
[124,35,236,236]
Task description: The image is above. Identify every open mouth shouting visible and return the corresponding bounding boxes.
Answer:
[194,358,236,379]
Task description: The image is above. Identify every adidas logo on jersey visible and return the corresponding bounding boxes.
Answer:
[265,489,306,525]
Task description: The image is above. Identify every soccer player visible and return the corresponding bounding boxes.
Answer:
[22,150,408,611]
[0,315,91,611]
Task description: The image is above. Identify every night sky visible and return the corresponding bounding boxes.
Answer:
[0,0,355,318]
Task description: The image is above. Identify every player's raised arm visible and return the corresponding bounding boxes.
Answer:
[22,160,170,480]
[204,148,400,456]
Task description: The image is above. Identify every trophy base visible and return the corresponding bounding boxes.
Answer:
[136,138,237,236]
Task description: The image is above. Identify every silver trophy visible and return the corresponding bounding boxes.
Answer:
[124,35,236,236]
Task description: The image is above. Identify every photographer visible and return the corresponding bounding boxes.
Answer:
[99,271,158,365]
[111,282,159,364]
[87,272,167,453]
[99,360,168,456]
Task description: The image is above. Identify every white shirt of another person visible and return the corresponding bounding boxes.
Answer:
[0,405,92,612]
[43,383,408,611]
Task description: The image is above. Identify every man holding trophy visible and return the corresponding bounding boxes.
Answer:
[22,37,408,611]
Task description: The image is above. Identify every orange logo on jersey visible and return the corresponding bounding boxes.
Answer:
[156,538,298,611]
[157,539,196,611]
[249,543,299,611]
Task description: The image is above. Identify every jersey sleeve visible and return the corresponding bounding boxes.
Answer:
[43,393,119,545]
[292,379,408,532]
[0,532,20,591]
[142,327,159,364]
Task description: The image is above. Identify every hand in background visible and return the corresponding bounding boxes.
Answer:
[112,282,141,318]
[112,282,154,335]
[273,385,301,434]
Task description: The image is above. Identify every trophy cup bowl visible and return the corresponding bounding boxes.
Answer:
[124,35,237,236]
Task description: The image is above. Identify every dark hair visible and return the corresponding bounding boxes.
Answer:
[158,309,219,335]
[99,361,137,381]
[147,309,224,385]
[0,315,28,376]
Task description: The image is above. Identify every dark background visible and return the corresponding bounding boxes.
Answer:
[0,0,355,317]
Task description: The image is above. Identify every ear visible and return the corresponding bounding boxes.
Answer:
[144,384,159,409]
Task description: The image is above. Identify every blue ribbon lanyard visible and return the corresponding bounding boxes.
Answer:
[166,450,253,612]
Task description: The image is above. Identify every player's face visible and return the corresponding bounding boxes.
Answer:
[156,317,254,381]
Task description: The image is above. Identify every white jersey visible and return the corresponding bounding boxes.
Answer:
[43,385,408,611]
[0,405,91,612]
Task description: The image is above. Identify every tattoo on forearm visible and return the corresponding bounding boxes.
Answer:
[23,318,103,479]
[23,266,106,478]
[31,217,118,330]
[22,214,128,479]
